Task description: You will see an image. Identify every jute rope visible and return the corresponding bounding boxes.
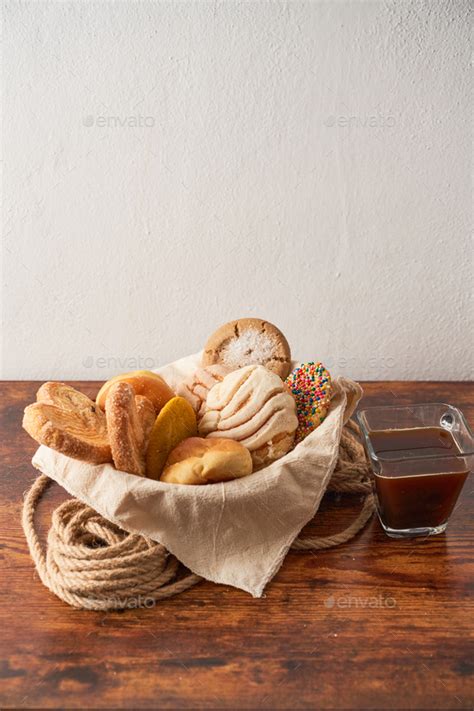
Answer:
[22,479,202,611]
[22,422,374,610]
[291,420,375,550]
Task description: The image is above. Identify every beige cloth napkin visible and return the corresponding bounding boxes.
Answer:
[32,353,362,597]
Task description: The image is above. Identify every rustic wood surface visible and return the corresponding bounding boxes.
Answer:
[1,381,472,709]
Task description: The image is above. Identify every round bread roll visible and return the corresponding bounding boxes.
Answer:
[199,364,298,470]
[161,437,252,485]
[96,370,174,414]
[202,318,292,379]
[177,364,232,416]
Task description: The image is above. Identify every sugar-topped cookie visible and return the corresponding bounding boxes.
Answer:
[202,318,291,379]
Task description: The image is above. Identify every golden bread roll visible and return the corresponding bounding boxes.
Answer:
[177,364,231,416]
[96,370,174,414]
[199,364,298,469]
[22,382,111,464]
[161,437,252,485]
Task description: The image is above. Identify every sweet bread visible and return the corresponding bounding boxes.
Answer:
[177,364,231,416]
[96,370,174,414]
[105,382,154,476]
[286,362,332,444]
[105,382,150,476]
[198,364,298,469]
[161,437,253,485]
[23,382,111,464]
[135,395,156,449]
[202,318,292,379]
[37,381,98,410]
[249,431,296,471]
[146,396,197,480]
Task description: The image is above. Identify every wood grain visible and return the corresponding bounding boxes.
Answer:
[1,381,473,709]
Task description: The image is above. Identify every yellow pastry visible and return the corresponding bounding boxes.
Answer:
[145,396,197,480]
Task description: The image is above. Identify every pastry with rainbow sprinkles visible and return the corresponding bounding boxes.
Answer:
[286,362,332,444]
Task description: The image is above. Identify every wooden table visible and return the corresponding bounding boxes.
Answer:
[1,381,472,709]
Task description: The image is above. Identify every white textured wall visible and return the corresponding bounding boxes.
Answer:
[3,1,472,381]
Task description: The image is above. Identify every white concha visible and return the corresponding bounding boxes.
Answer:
[177,364,231,416]
[198,364,298,469]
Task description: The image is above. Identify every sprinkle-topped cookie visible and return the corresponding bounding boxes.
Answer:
[285,362,332,444]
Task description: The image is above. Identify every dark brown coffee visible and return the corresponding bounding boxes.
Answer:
[370,427,469,530]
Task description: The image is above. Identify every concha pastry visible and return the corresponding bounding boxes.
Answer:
[198,365,298,469]
[177,364,231,416]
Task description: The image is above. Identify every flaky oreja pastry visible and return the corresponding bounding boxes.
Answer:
[105,382,155,477]
[22,381,156,471]
[23,382,112,464]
